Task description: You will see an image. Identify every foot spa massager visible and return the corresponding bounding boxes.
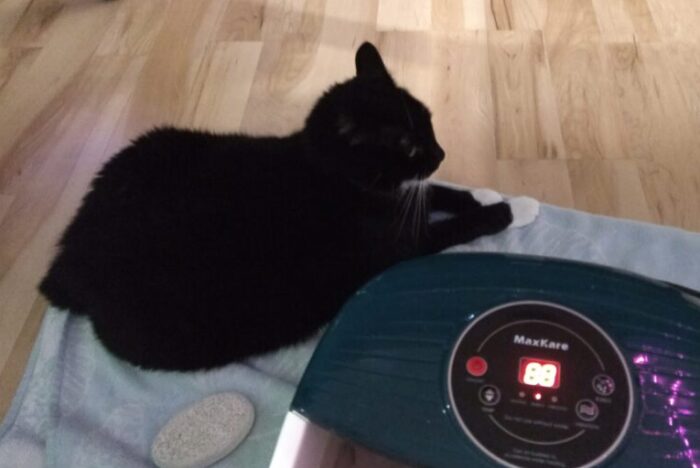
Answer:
[271,253,700,467]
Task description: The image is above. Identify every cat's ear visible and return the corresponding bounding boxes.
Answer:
[355,42,393,84]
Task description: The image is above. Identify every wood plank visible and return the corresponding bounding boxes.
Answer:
[188,41,263,132]
[603,41,655,159]
[0,47,41,94]
[0,0,33,44]
[0,295,46,422]
[6,0,66,47]
[506,0,548,30]
[216,0,265,41]
[544,1,626,161]
[546,43,625,160]
[259,0,309,39]
[602,42,697,162]
[240,0,332,134]
[487,0,513,31]
[463,0,487,30]
[662,43,700,158]
[432,0,464,32]
[432,32,498,187]
[591,0,637,43]
[498,160,575,207]
[543,0,601,47]
[638,160,700,230]
[568,159,653,223]
[488,30,565,160]
[376,0,431,31]
[95,0,170,56]
[321,0,377,49]
[0,194,13,226]
[122,0,229,136]
[0,3,113,173]
[622,0,659,42]
[646,0,700,42]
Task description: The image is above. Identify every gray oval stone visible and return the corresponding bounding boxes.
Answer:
[151,392,255,468]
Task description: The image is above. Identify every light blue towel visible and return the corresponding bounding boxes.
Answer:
[1,203,699,467]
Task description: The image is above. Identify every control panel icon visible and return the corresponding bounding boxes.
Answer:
[466,356,488,377]
[479,385,501,406]
[576,399,599,422]
[592,374,615,396]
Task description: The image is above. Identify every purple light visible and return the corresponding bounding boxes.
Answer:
[633,354,649,365]
[669,385,697,465]
[639,358,698,466]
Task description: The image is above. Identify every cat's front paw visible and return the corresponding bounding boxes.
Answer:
[471,188,504,206]
[507,196,540,228]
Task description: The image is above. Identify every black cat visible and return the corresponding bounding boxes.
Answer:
[40,43,526,371]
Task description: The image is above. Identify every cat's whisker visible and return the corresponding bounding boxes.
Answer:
[403,183,419,225]
[396,180,419,238]
[402,179,424,242]
[413,181,428,240]
[421,181,428,231]
[411,183,420,239]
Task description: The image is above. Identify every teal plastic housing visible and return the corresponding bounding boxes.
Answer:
[291,253,700,467]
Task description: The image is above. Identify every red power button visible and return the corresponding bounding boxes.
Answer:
[466,356,488,377]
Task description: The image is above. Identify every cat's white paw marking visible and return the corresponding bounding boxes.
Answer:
[472,188,503,206]
[508,196,540,228]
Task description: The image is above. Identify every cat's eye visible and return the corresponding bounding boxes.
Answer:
[398,134,419,158]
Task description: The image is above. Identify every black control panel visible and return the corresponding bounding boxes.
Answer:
[448,302,633,467]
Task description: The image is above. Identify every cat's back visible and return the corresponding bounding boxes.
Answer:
[94,127,297,196]
[65,126,349,254]
[76,127,319,226]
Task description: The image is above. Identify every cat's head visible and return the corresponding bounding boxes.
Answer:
[304,42,445,191]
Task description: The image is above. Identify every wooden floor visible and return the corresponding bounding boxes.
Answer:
[1,0,699,424]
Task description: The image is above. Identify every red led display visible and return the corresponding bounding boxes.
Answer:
[518,357,561,389]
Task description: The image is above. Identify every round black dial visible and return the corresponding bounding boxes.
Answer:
[447,302,633,468]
